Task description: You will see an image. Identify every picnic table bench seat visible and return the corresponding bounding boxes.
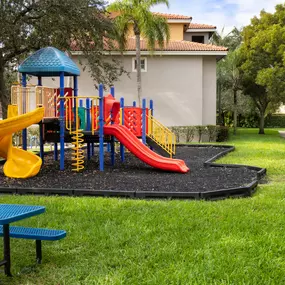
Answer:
[0,225,66,264]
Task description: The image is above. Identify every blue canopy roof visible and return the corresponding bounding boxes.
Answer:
[18,47,80,77]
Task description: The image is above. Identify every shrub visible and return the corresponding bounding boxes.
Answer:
[195,126,207,143]
[184,126,195,143]
[206,125,217,142]
[216,126,229,142]
[265,114,285,128]
[170,127,183,143]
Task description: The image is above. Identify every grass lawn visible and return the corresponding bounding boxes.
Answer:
[2,128,285,284]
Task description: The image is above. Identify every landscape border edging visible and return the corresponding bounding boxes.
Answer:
[0,144,266,200]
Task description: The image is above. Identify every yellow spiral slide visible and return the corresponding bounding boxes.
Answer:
[0,106,44,178]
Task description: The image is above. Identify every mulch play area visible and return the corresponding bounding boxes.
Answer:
[0,146,266,200]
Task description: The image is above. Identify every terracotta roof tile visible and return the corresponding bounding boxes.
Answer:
[189,23,216,29]
[108,11,191,20]
[71,38,227,52]
[123,38,227,52]
[152,12,192,20]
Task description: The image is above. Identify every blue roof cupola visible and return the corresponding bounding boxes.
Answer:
[18,47,80,77]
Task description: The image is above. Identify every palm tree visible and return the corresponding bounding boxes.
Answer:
[107,0,170,105]
[212,27,242,131]
[219,50,242,135]
[211,27,242,51]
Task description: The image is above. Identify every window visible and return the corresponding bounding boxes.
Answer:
[192,36,205,44]
[132,57,147,72]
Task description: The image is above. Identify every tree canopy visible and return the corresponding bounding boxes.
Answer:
[239,4,285,134]
[0,0,123,118]
[107,0,170,105]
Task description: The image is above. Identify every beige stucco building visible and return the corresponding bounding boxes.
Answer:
[29,13,228,127]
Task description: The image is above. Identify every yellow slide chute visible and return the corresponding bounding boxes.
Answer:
[0,106,44,178]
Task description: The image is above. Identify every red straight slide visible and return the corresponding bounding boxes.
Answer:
[104,125,189,173]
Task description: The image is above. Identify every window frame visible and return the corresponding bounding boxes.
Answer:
[132,57,147,72]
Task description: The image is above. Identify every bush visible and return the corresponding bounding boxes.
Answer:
[184,126,195,143]
[170,127,183,143]
[206,125,217,142]
[195,126,207,143]
[265,114,285,128]
[216,126,229,142]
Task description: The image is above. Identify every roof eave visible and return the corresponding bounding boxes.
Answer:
[167,19,192,24]
[71,50,228,56]
[186,28,216,33]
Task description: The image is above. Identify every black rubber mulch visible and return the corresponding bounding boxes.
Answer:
[0,146,260,193]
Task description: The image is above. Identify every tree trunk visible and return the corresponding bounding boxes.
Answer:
[259,111,265,134]
[233,89,237,135]
[0,56,8,119]
[134,23,142,107]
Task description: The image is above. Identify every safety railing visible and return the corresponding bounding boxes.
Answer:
[65,96,100,135]
[147,113,176,157]
[35,86,71,118]
[11,85,34,115]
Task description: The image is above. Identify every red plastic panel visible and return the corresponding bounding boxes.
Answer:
[56,87,73,118]
[123,107,149,137]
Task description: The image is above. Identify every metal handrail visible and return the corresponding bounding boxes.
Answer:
[147,113,176,157]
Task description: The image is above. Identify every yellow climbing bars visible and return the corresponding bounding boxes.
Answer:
[147,113,176,157]
[71,129,85,172]
[65,96,99,172]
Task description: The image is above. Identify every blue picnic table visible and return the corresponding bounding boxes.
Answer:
[0,204,45,276]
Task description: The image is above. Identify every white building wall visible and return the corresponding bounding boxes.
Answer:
[73,55,204,126]
[28,55,217,127]
[202,56,217,125]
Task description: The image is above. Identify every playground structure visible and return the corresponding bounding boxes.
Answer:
[0,47,189,178]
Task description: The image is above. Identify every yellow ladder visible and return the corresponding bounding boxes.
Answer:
[71,129,85,172]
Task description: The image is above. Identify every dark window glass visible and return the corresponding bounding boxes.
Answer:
[192,36,205,44]
[134,59,146,70]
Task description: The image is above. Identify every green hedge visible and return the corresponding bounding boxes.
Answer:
[169,125,229,143]
[265,114,285,128]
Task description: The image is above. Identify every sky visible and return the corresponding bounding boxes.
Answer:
[109,0,284,33]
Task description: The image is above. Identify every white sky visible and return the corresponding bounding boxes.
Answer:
[108,0,284,33]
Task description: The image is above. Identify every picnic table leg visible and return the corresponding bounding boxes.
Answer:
[36,240,42,264]
[3,224,12,276]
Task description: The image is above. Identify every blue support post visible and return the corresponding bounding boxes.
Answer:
[86,98,91,160]
[150,100,153,116]
[37,76,45,162]
[149,99,154,150]
[99,84,104,171]
[59,72,65,170]
[73,76,78,131]
[110,86,115,97]
[133,101,136,107]
[22,73,27,150]
[79,100,83,107]
[39,123,45,161]
[142,99,146,145]
[120,98,125,162]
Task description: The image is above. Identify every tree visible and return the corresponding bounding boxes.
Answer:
[239,4,285,134]
[212,27,243,131]
[218,50,242,134]
[0,0,123,119]
[211,27,242,51]
[107,0,170,106]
